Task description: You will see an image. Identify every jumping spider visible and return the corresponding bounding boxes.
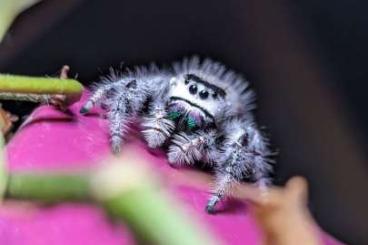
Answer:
[81,57,273,213]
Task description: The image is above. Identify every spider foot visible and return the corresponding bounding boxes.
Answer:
[206,195,221,214]
[111,136,123,155]
[80,101,93,114]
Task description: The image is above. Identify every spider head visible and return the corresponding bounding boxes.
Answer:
[167,73,227,130]
[172,56,256,121]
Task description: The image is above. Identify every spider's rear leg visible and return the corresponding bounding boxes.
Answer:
[206,121,273,213]
[206,147,252,213]
[206,172,235,213]
[205,169,271,213]
[141,102,175,148]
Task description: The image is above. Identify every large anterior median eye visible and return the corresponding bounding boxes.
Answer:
[241,133,249,145]
[189,84,197,94]
[199,90,209,99]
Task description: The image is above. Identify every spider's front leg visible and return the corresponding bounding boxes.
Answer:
[167,132,204,166]
[110,81,149,153]
[80,79,122,114]
[206,120,273,213]
[82,77,149,154]
[167,130,217,166]
[107,93,133,154]
[141,99,175,148]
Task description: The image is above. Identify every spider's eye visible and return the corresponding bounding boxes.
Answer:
[241,133,249,145]
[212,91,218,99]
[184,79,190,85]
[189,84,198,95]
[126,80,137,89]
[199,90,209,99]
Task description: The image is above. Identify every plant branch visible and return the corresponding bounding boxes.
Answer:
[0,73,83,107]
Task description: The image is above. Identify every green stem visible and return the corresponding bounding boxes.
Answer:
[0,74,83,95]
[91,158,219,245]
[0,74,84,105]
[104,189,218,245]
[6,172,91,202]
[1,152,219,244]
[5,163,219,244]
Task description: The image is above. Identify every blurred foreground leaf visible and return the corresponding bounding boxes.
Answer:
[0,134,5,203]
[0,0,41,42]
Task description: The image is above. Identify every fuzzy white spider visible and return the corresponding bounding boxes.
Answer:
[80,56,274,213]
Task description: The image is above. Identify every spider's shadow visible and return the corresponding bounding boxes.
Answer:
[212,198,249,215]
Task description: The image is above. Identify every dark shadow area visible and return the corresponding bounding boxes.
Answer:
[1,0,368,244]
[212,197,249,216]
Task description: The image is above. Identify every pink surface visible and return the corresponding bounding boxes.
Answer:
[2,92,343,245]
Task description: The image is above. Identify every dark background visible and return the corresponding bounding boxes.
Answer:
[1,0,368,244]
